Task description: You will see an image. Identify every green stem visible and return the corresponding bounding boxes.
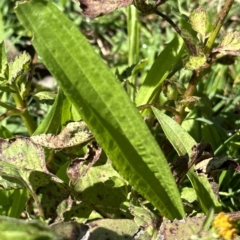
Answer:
[137,103,179,116]
[21,110,37,135]
[12,85,36,135]
[127,5,140,101]
[174,0,235,125]
[219,189,240,198]
[205,0,234,53]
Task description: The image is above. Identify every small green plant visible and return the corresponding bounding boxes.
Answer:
[0,0,239,239]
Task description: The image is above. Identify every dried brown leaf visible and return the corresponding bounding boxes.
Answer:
[78,0,133,18]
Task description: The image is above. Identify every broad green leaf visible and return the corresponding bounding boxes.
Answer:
[136,36,186,112]
[63,201,93,223]
[88,219,151,240]
[0,161,25,190]
[0,216,64,240]
[0,137,74,220]
[50,221,89,240]
[152,107,221,213]
[0,137,55,191]
[15,0,184,219]
[36,181,73,221]
[68,161,129,218]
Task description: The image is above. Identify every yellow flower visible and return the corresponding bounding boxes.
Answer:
[213,212,238,240]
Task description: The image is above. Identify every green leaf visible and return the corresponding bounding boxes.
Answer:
[217,31,240,52]
[135,36,186,112]
[31,121,93,150]
[0,137,74,220]
[36,180,73,221]
[152,107,221,213]
[7,189,28,218]
[152,108,195,155]
[189,6,208,40]
[0,125,13,139]
[0,137,54,191]
[87,219,151,240]
[7,51,30,85]
[33,89,71,135]
[0,216,64,240]
[181,187,197,203]
[49,221,89,240]
[0,85,17,93]
[184,54,207,70]
[0,42,7,79]
[32,91,56,105]
[69,161,129,218]
[15,0,184,219]
[131,205,159,238]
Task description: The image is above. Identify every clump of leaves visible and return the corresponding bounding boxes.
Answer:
[0,0,239,239]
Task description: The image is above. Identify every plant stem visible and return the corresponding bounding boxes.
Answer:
[174,71,201,124]
[205,0,234,53]
[174,0,234,125]
[127,5,140,101]
[137,103,179,116]
[155,10,196,55]
[12,85,36,135]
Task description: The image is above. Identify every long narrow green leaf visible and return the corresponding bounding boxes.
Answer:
[152,107,221,213]
[15,0,184,219]
[136,36,186,110]
[33,89,71,135]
